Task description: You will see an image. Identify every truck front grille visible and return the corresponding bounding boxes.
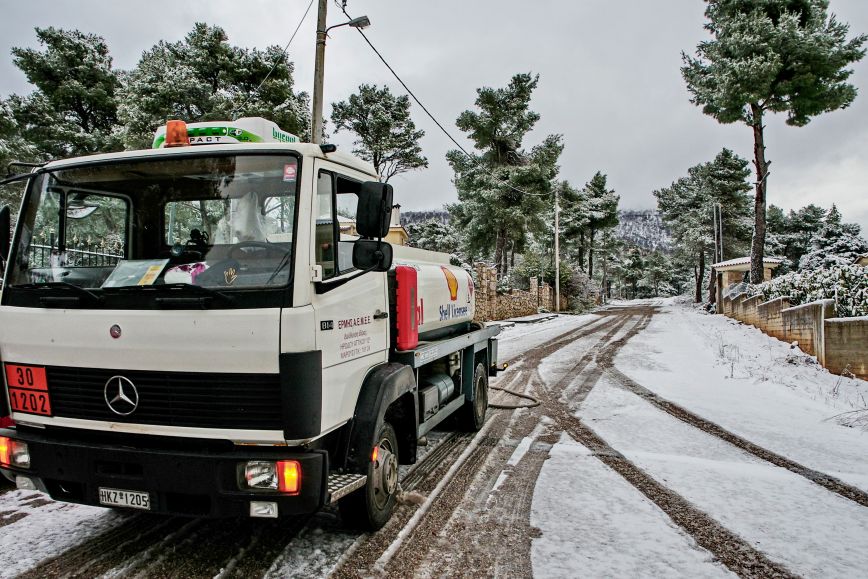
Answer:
[45,366,283,430]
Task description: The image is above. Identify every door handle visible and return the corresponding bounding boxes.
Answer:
[374,310,389,320]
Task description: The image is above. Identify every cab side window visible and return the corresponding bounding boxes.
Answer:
[335,177,361,273]
[315,171,335,278]
[315,170,362,279]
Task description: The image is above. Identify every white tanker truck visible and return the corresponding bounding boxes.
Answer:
[0,117,500,529]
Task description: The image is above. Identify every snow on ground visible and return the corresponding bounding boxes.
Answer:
[531,435,734,578]
[580,376,868,578]
[495,313,599,363]
[616,299,868,492]
[0,489,122,578]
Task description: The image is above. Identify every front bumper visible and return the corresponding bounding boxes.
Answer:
[0,428,327,517]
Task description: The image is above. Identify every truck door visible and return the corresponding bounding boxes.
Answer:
[310,165,390,431]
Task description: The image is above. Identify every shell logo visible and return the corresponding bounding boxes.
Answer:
[441,266,459,301]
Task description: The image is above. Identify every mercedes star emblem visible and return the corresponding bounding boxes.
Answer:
[104,376,139,416]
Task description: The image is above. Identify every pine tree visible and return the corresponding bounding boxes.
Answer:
[682,0,866,283]
[5,27,122,159]
[406,219,461,254]
[798,205,868,270]
[655,148,752,302]
[330,85,427,182]
[583,172,619,280]
[447,73,562,279]
[119,23,310,148]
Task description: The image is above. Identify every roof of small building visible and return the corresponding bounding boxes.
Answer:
[712,256,784,271]
[855,253,868,264]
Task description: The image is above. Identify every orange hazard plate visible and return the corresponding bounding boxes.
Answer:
[4,364,52,416]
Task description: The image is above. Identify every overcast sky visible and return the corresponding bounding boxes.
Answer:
[2,0,867,231]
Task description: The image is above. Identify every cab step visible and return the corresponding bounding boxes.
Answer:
[327,473,367,504]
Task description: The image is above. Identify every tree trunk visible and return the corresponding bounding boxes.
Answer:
[494,229,506,279]
[694,250,705,303]
[588,229,595,280]
[707,253,717,305]
[578,231,586,272]
[749,103,769,284]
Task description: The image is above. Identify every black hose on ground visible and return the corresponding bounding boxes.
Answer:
[488,386,540,409]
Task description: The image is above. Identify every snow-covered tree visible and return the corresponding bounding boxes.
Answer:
[4,27,122,159]
[447,73,562,279]
[682,0,867,283]
[655,148,752,302]
[583,172,620,280]
[798,205,868,270]
[119,23,310,148]
[330,84,427,183]
[406,219,461,255]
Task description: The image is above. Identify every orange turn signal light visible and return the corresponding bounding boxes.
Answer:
[277,460,301,494]
[0,437,9,466]
[165,120,190,147]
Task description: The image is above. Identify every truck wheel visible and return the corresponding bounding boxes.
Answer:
[339,421,400,531]
[457,363,488,431]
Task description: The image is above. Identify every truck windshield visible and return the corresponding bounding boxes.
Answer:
[6,153,298,298]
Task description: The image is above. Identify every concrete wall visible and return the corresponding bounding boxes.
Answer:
[742,295,762,328]
[824,317,868,380]
[720,295,866,380]
[473,265,554,322]
[756,297,790,341]
[731,293,748,323]
[781,300,835,363]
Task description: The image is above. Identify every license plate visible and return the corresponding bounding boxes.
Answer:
[98,487,151,510]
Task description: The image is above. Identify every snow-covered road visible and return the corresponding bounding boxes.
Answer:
[0,299,866,577]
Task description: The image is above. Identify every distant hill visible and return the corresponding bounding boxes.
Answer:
[616,210,672,253]
[400,208,671,253]
[400,209,449,226]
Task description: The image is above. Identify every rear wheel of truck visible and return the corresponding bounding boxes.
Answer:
[456,362,488,431]
[339,421,400,531]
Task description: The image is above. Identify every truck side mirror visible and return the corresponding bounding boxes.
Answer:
[356,182,393,239]
[0,206,10,264]
[352,239,393,272]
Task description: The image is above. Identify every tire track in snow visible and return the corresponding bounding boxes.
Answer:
[16,514,189,579]
[537,305,798,578]
[604,365,868,510]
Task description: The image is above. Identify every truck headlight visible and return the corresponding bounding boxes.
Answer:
[0,437,30,469]
[244,461,278,490]
[241,460,301,495]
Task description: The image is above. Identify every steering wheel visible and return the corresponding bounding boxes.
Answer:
[227,241,288,260]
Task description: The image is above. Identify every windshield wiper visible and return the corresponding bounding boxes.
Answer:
[105,283,233,304]
[265,252,292,285]
[11,281,104,305]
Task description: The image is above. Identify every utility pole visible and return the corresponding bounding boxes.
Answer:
[311,0,328,144]
[554,187,560,313]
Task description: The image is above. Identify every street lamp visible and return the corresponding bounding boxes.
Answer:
[311,0,371,144]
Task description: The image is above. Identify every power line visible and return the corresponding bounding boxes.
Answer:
[233,0,316,116]
[335,1,551,200]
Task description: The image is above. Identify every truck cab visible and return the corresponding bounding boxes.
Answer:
[0,117,499,529]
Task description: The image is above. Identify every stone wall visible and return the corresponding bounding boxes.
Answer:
[473,265,553,322]
[824,317,868,379]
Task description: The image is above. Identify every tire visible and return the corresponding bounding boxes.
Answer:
[339,421,400,531]
[456,362,488,431]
